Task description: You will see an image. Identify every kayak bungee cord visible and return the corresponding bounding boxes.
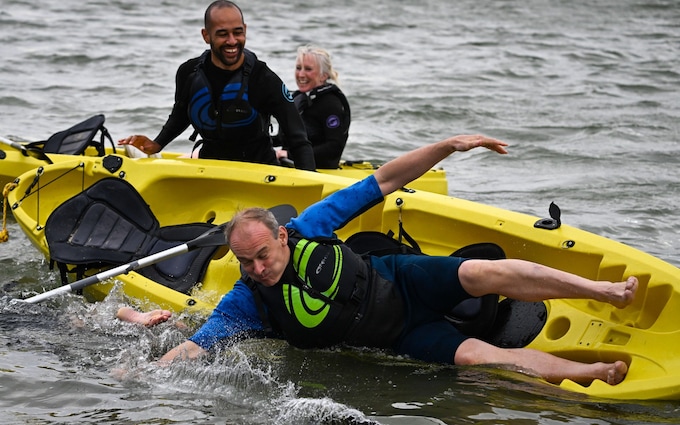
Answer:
[10,162,85,231]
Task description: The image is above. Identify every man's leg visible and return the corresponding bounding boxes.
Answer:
[459,259,638,308]
[454,338,628,385]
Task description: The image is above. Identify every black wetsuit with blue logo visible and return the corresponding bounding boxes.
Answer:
[154,49,315,171]
[278,83,350,169]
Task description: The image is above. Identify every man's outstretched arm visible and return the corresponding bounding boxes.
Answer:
[373,134,508,196]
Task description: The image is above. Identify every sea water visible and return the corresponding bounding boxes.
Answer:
[1,0,679,423]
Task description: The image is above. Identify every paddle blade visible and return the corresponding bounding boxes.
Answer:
[270,204,297,225]
[187,223,228,249]
[188,205,297,250]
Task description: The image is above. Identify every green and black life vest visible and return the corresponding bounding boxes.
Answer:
[249,232,405,349]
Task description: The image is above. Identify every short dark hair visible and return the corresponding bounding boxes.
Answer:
[224,207,279,246]
[204,1,244,29]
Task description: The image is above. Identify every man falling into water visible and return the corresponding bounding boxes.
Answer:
[120,133,636,387]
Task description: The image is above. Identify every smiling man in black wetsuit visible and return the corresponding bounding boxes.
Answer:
[118,1,316,171]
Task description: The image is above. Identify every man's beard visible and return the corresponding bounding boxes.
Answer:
[212,42,243,69]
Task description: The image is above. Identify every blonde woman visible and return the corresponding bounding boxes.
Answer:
[276,45,351,169]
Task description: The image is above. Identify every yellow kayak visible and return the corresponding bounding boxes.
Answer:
[0,142,447,196]
[0,122,447,197]
[7,154,680,401]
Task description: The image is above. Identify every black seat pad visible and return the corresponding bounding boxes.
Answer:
[344,231,505,337]
[446,243,505,337]
[45,178,218,294]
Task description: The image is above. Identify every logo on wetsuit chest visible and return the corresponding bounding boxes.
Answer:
[315,254,329,274]
[282,83,294,102]
[284,242,343,328]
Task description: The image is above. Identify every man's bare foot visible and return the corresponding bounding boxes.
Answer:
[608,277,638,309]
[116,306,172,327]
[606,361,628,385]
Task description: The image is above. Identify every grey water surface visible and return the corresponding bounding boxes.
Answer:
[1,0,679,423]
